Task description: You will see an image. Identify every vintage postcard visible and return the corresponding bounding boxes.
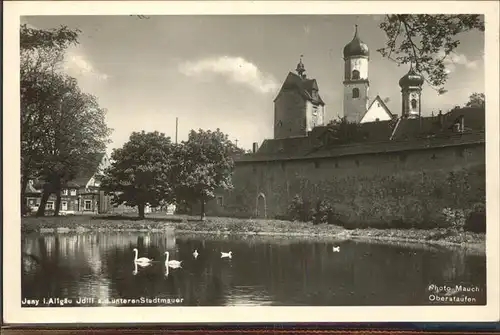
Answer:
[3,0,499,325]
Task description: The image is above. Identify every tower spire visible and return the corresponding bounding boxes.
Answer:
[296,55,306,79]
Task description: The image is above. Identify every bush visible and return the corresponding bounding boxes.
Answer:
[464,202,486,233]
[441,208,466,231]
[287,195,313,222]
[312,200,327,225]
[312,200,340,225]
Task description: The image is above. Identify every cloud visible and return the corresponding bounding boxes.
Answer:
[437,50,479,74]
[178,56,279,94]
[63,46,109,81]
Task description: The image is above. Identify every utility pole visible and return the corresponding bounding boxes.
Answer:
[175,117,178,144]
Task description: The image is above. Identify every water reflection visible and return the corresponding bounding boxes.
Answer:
[21,231,486,307]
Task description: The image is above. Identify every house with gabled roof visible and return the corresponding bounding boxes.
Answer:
[360,95,395,123]
[24,152,113,215]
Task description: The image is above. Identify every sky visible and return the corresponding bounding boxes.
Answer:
[22,15,485,153]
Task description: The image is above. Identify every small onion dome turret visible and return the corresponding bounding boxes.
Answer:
[296,55,306,78]
[399,66,424,88]
[343,25,370,58]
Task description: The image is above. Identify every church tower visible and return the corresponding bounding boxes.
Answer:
[399,65,424,119]
[343,25,370,123]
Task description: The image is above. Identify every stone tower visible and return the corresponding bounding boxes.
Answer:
[273,57,326,139]
[343,25,370,123]
[399,65,424,119]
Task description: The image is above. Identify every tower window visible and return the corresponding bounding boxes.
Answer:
[312,89,318,99]
[411,99,417,109]
[352,70,360,80]
[352,88,360,99]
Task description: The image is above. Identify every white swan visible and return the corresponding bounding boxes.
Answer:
[133,248,153,266]
[165,251,182,268]
[332,246,340,252]
[221,251,232,259]
[193,249,199,259]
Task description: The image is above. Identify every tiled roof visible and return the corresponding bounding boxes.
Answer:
[443,106,485,131]
[28,152,106,191]
[391,107,485,140]
[256,120,396,156]
[391,117,442,140]
[358,120,397,141]
[66,152,106,187]
[257,136,312,156]
[236,132,485,163]
[275,72,325,106]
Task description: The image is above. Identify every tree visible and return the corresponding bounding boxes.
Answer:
[21,24,80,215]
[21,24,112,216]
[324,117,367,145]
[101,131,177,219]
[34,73,111,216]
[465,92,485,108]
[377,15,484,94]
[174,129,239,221]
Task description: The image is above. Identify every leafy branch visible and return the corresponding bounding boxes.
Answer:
[377,14,484,94]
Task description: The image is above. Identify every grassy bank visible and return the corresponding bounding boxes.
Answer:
[21,214,485,252]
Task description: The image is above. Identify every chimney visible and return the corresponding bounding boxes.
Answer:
[438,110,444,128]
[252,142,259,153]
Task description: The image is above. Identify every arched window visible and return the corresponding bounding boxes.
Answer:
[352,88,360,98]
[411,99,417,109]
[352,70,360,80]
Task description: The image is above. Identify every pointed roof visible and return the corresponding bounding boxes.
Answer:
[67,152,107,187]
[361,95,394,121]
[343,25,369,58]
[274,72,325,105]
[28,152,108,191]
[25,181,41,195]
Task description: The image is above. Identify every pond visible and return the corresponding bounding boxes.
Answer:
[21,231,486,307]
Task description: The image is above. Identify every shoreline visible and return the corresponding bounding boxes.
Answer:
[21,214,486,253]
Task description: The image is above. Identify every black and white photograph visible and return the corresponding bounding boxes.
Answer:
[3,0,499,325]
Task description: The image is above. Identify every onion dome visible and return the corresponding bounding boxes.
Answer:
[296,55,306,79]
[343,25,370,58]
[399,65,424,88]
